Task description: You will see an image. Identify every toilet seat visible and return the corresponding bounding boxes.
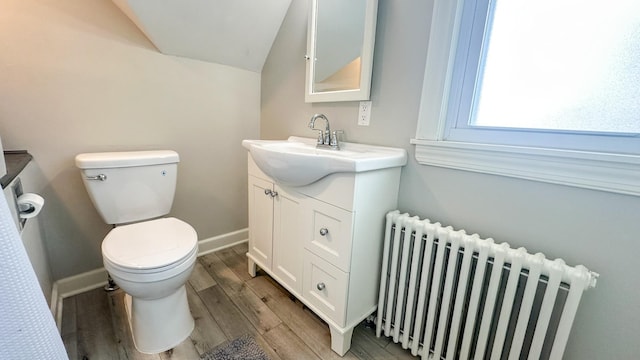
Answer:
[102,217,198,274]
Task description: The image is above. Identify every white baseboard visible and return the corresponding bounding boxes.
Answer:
[51,228,248,329]
[197,228,248,256]
[51,267,108,330]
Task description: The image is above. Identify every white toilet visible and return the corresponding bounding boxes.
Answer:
[75,150,198,354]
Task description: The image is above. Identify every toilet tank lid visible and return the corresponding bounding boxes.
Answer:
[75,150,179,169]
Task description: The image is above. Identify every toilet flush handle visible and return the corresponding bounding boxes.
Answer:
[86,174,107,181]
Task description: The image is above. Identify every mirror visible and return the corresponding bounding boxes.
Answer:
[305,0,378,102]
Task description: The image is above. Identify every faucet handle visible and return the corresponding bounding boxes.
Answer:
[315,129,324,145]
[330,130,344,148]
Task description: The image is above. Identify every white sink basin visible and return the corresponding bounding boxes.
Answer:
[242,136,407,186]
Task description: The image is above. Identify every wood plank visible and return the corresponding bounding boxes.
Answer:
[228,284,282,335]
[61,296,77,337]
[216,247,254,282]
[247,270,291,296]
[188,261,217,292]
[349,325,399,360]
[352,321,391,349]
[158,339,201,360]
[262,323,322,360]
[61,296,78,360]
[74,288,120,360]
[185,283,228,355]
[198,253,244,295]
[232,242,249,256]
[351,322,413,359]
[383,341,416,360]
[197,284,257,339]
[251,333,284,360]
[246,275,359,360]
[106,289,161,360]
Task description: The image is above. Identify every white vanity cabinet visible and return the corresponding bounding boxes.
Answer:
[246,154,402,356]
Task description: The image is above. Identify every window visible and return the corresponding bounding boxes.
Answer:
[412,0,640,196]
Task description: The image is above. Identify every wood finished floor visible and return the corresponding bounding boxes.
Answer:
[61,243,415,360]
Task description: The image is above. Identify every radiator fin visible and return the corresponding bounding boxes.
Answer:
[376,211,598,360]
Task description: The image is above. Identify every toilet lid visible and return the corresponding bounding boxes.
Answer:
[102,217,197,270]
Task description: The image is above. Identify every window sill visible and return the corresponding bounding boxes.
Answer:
[410,139,640,196]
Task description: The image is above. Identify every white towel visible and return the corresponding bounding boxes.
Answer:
[0,189,68,359]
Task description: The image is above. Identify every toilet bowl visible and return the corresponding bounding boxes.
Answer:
[75,150,198,354]
[102,217,198,353]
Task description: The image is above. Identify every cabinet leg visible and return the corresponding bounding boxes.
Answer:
[329,325,354,356]
[248,256,257,277]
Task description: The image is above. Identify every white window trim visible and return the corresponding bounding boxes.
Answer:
[411,0,640,196]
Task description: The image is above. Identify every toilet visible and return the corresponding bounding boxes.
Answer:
[75,150,198,354]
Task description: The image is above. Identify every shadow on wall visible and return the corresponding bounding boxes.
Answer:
[41,0,156,52]
[40,165,109,280]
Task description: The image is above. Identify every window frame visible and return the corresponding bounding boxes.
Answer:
[411,0,640,196]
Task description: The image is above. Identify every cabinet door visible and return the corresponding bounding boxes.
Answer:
[272,185,305,294]
[248,175,274,270]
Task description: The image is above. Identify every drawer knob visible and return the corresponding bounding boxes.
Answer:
[86,174,107,181]
[319,228,329,236]
[264,189,278,198]
[316,282,326,291]
[264,189,272,196]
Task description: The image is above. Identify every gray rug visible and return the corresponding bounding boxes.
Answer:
[200,334,270,360]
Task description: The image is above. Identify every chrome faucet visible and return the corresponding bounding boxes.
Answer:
[309,113,331,145]
[308,113,342,149]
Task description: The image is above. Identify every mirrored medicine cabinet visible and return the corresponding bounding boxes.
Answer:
[305,0,378,103]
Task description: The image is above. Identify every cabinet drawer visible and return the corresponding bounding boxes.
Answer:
[305,199,354,272]
[303,251,349,326]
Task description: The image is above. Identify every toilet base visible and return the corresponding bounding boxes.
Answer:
[124,285,194,354]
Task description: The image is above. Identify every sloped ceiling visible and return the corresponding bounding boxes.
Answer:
[111,0,292,72]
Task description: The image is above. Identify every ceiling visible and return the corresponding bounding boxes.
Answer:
[111,0,292,72]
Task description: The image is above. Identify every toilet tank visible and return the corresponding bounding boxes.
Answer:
[75,150,180,225]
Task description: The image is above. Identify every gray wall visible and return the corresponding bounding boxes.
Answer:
[0,0,260,280]
[261,1,640,359]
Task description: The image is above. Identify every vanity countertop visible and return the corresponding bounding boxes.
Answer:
[1,151,33,189]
